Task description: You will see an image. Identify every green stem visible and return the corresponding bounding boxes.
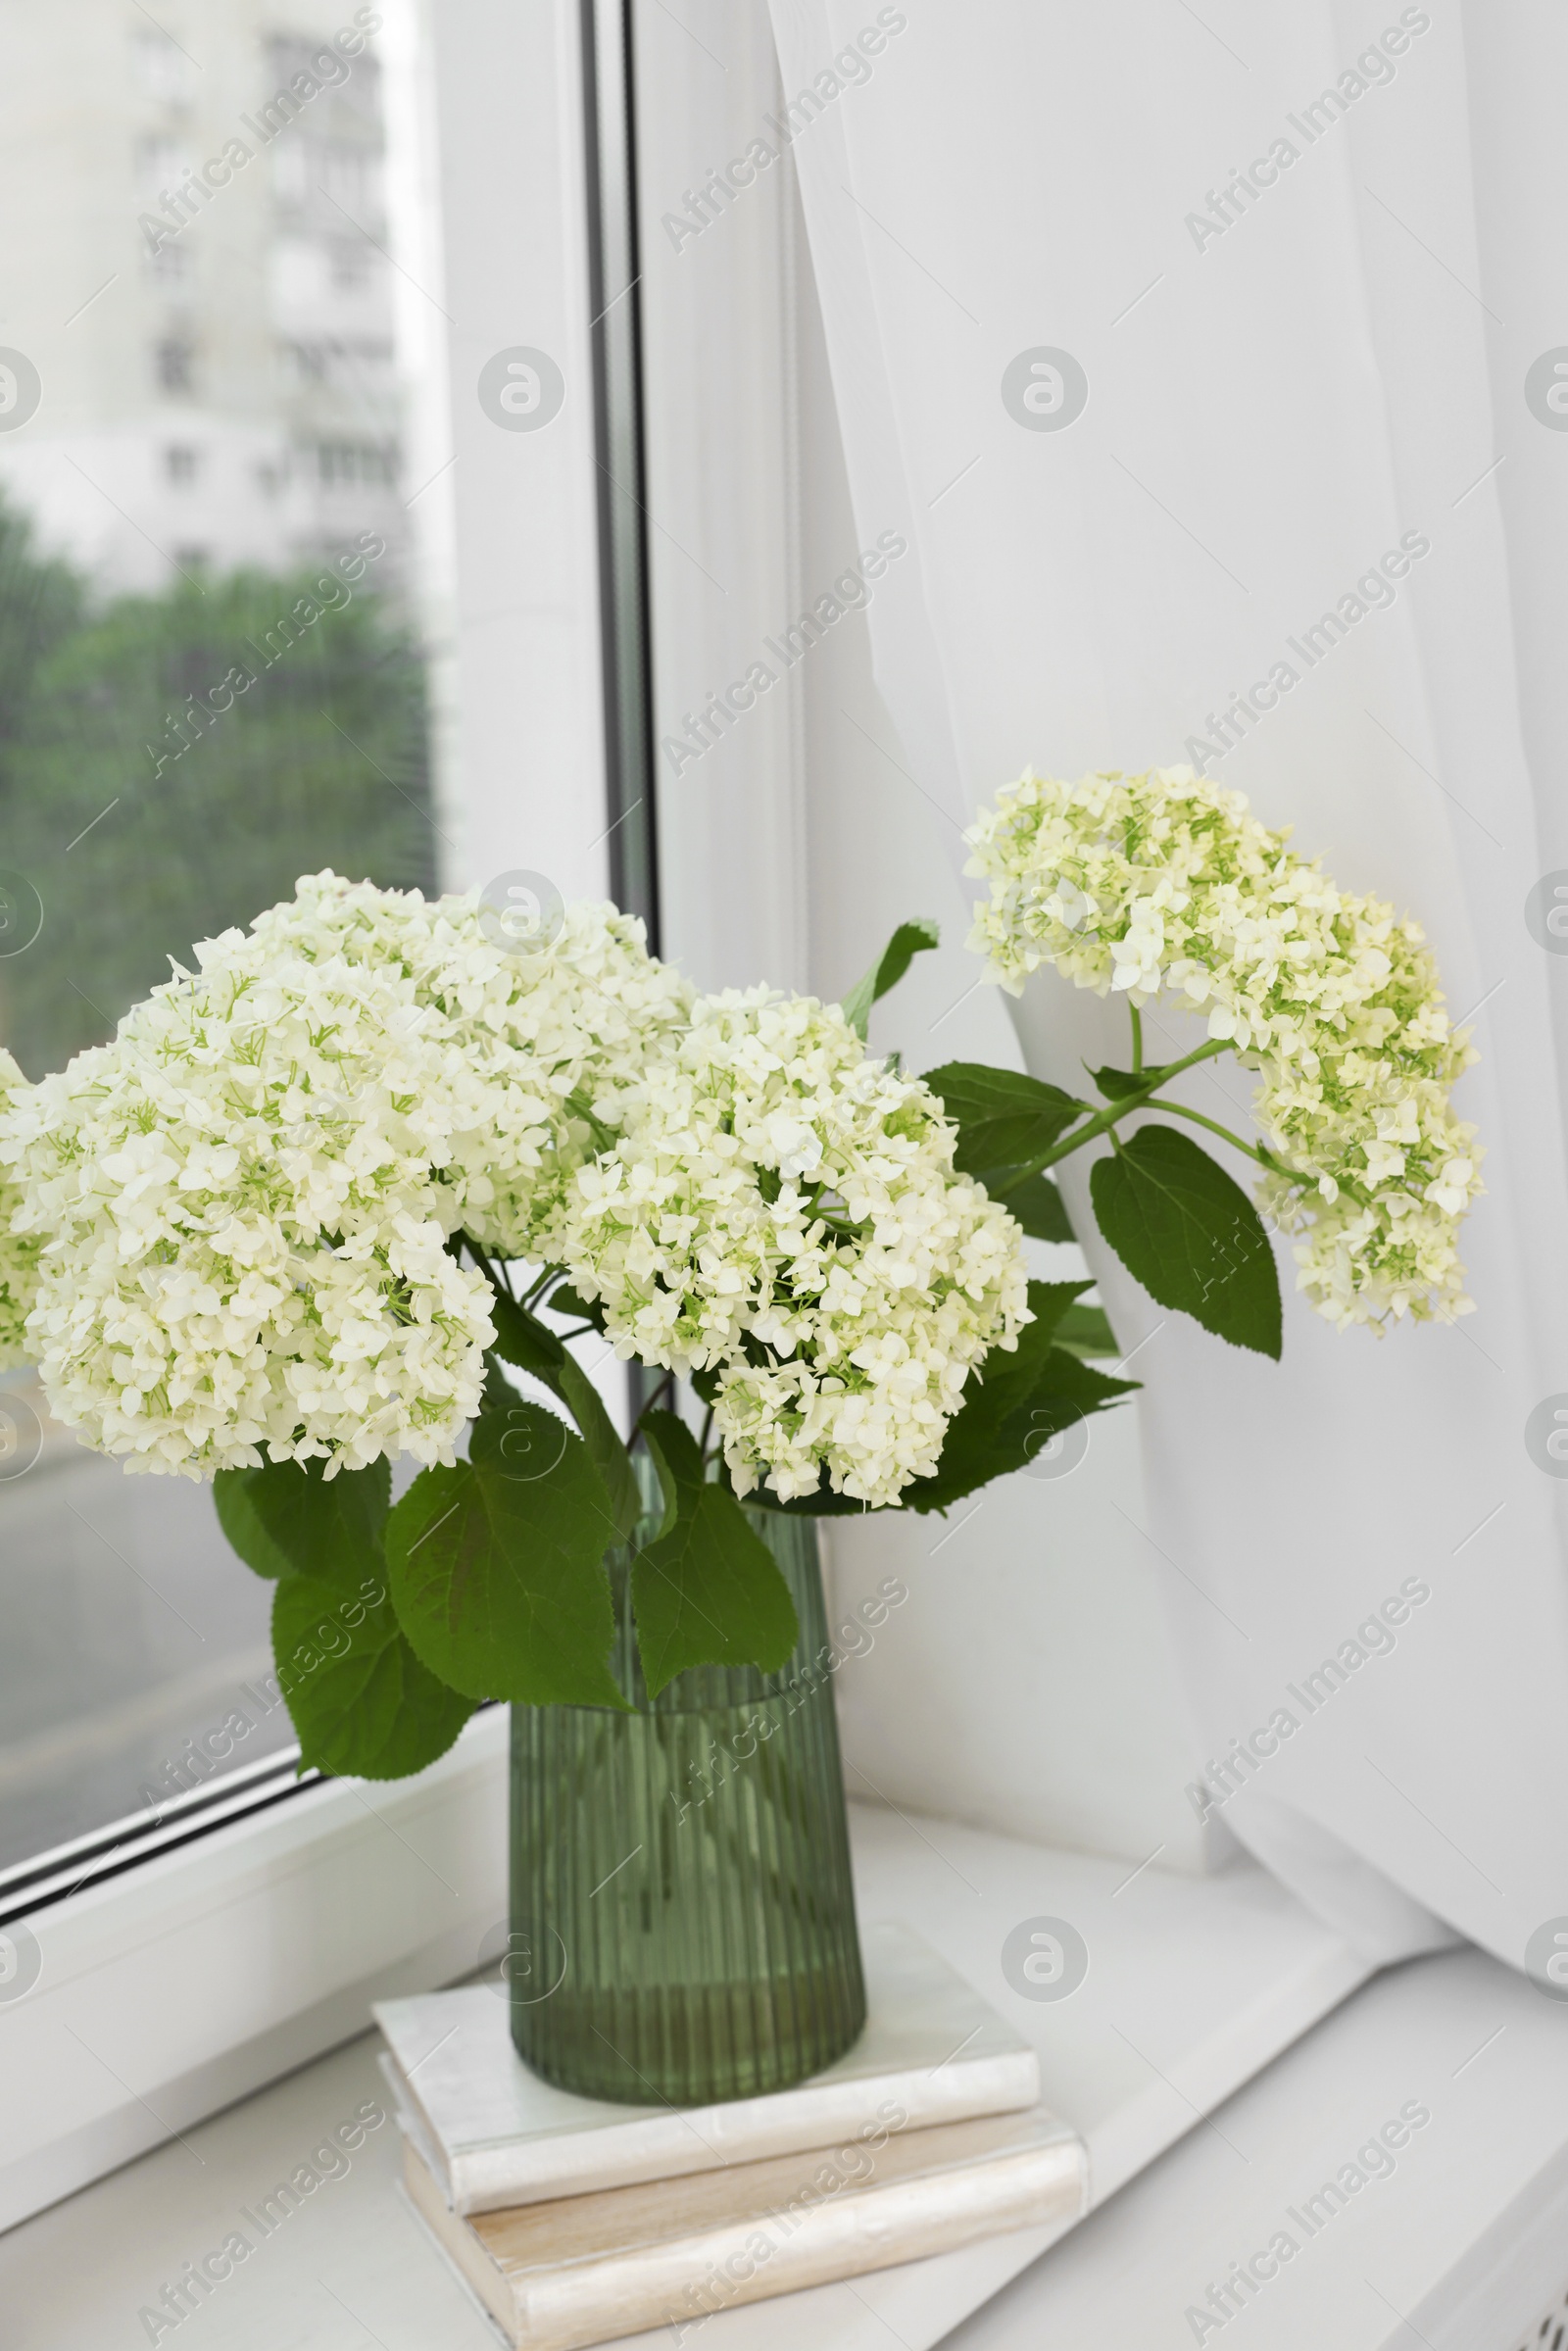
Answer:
[1136,1097,1278,1171]
[1012,1035,1374,1212]
[466,1240,603,1345]
[1128,1004,1143,1076]
[634,1370,676,1426]
[1141,1099,1371,1206]
[1015,1036,1236,1181]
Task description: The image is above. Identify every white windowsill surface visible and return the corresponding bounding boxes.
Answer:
[2,1796,1380,2346]
[943,1942,1568,2351]
[14,1795,1566,2347]
[24,1787,1568,2341]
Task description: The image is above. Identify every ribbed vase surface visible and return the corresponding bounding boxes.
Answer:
[508,1505,866,2105]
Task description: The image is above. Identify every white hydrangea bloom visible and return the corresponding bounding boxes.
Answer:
[0,1049,40,1368]
[0,873,689,1478]
[965,767,1483,1333]
[561,989,1030,1507]
[231,872,694,1263]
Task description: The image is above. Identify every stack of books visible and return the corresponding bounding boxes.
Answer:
[375,1921,1085,2350]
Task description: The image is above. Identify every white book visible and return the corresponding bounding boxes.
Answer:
[400,2100,1084,2351]
[374,1921,1043,2216]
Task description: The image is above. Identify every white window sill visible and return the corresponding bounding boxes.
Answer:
[0,1708,510,2232]
[0,1792,1433,2347]
[947,1943,1568,2351]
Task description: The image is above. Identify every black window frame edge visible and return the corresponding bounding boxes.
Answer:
[0,1747,317,1927]
[581,0,662,951]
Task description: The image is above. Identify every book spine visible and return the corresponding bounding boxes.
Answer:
[454,2052,1043,2213]
[514,2146,1083,2350]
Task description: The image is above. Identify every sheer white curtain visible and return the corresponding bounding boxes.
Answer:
[766,0,1568,1965]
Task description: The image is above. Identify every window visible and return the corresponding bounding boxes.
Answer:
[269,137,310,209]
[284,338,396,395]
[0,2,604,2213]
[329,243,371,291]
[154,336,194,393]
[318,141,382,218]
[273,136,382,219]
[135,134,188,198]
[316,439,394,488]
[0,3,477,1880]
[145,240,191,287]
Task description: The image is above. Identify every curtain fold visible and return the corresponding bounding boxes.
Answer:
[767,0,1568,1966]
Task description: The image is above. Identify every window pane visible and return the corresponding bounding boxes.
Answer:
[0,0,449,1865]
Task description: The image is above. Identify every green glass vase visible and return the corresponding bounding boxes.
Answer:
[508,1502,866,2105]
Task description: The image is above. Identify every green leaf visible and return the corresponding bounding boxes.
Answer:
[214,1471,294,1581]
[486,1284,570,1382]
[906,1348,1135,1514]
[640,1406,700,1539]
[999,1347,1135,1476]
[841,916,940,1040]
[384,1403,628,1707]
[924,1062,1087,1178]
[1053,1300,1120,1358]
[632,1409,799,1693]
[760,1282,1134,1516]
[899,1281,1136,1513]
[218,1454,469,1781]
[641,1408,705,1487]
[486,1283,639,1541]
[1013,1279,1101,1350]
[557,1356,641,1542]
[213,1455,390,1586]
[545,1281,609,1335]
[272,1571,475,1780]
[751,1480,874,1519]
[481,1351,519,1419]
[981,1164,1075,1243]
[1090,1124,1282,1358]
[1090,1064,1148,1100]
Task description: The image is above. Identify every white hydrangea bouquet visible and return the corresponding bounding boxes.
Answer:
[0,766,1480,1782]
